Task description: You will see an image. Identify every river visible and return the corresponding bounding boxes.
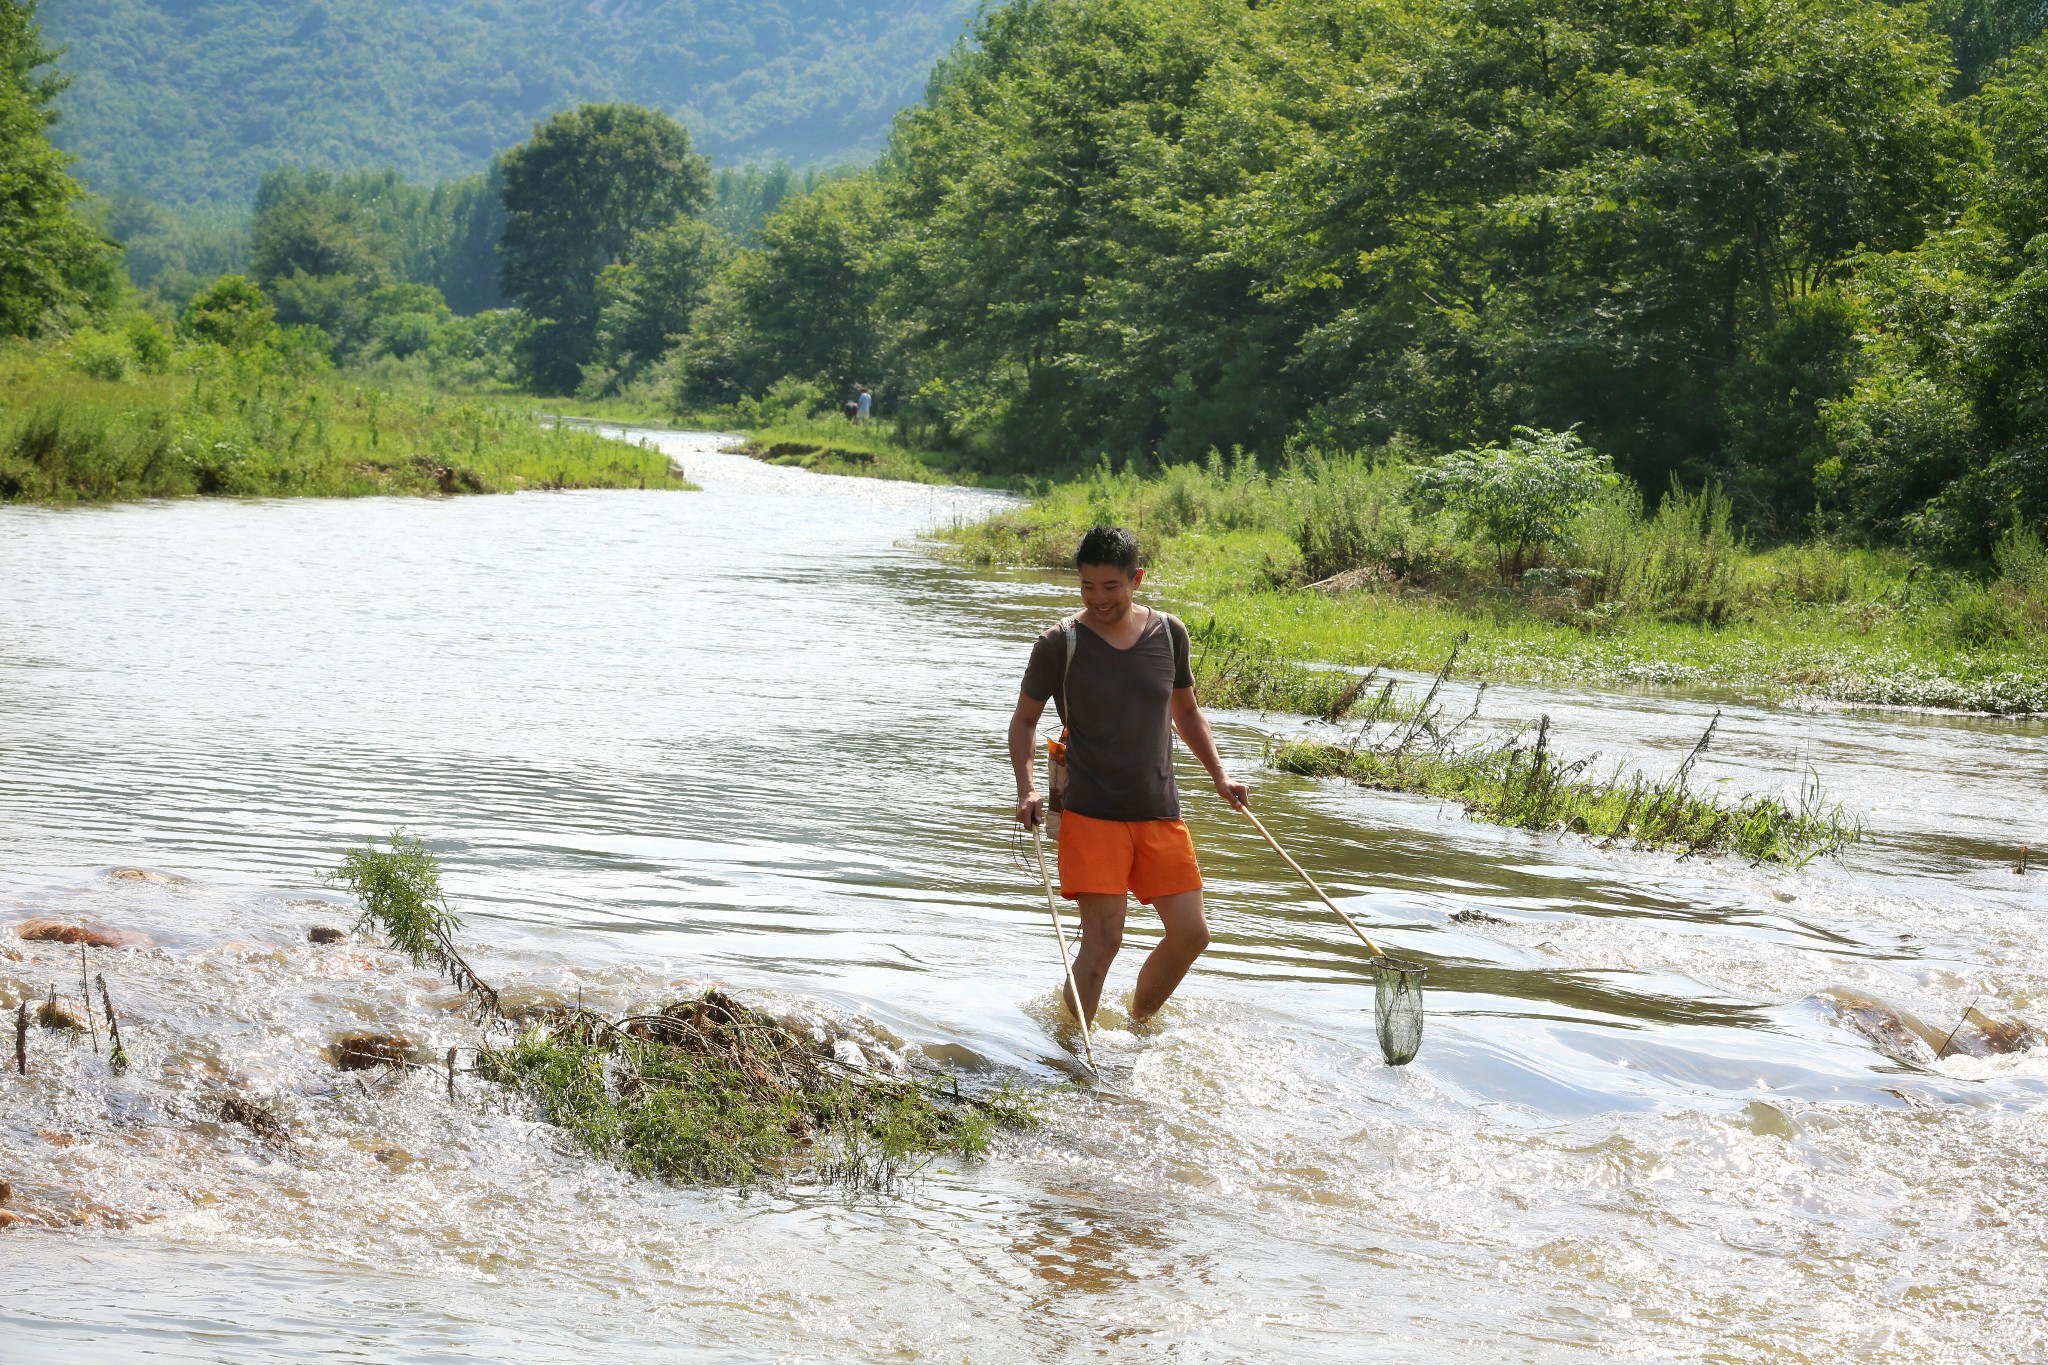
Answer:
[3,428,2045,1362]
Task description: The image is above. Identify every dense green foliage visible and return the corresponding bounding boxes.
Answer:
[479,995,1041,1189]
[0,1,116,335]
[40,0,978,205]
[658,0,2047,563]
[327,837,1041,1190]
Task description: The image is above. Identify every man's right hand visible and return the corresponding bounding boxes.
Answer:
[1016,791,1045,829]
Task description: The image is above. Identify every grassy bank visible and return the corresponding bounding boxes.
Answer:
[1,341,691,503]
[941,453,2048,714]
[730,415,981,484]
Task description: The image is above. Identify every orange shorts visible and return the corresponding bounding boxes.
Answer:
[1057,810,1203,904]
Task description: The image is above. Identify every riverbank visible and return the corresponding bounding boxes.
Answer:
[938,456,2048,715]
[0,342,690,503]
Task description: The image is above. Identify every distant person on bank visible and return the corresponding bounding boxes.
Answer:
[857,386,872,424]
[1008,525,1249,1024]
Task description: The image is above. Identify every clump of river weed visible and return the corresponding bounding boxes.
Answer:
[328,834,1041,1190]
[1269,653,1859,865]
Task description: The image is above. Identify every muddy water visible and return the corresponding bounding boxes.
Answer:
[3,429,2046,1362]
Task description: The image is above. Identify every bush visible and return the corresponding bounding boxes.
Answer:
[1416,428,1616,583]
[125,315,172,373]
[1570,480,1745,625]
[1287,449,1429,583]
[179,275,278,351]
[69,331,129,381]
[1933,582,2028,647]
[1147,448,1273,536]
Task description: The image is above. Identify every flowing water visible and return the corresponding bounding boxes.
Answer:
[3,429,2046,1362]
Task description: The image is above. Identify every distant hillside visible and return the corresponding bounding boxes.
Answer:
[41,0,976,205]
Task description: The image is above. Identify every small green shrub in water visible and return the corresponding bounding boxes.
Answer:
[327,837,1040,1189]
[328,832,500,1009]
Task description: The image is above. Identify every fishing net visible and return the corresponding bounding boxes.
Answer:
[1370,956,1427,1066]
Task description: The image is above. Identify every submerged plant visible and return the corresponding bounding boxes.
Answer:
[1270,659,1859,865]
[326,838,1040,1189]
[478,993,1041,1189]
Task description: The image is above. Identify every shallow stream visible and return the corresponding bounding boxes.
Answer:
[3,429,2045,1361]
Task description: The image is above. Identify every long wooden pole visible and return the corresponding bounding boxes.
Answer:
[1031,824,1098,1072]
[1240,807,1387,959]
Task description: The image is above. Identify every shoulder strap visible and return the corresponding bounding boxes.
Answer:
[1061,615,1079,719]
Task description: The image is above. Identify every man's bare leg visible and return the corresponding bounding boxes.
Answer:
[1132,888,1210,1019]
[1063,893,1127,1024]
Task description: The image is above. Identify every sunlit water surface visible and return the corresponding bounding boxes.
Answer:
[3,430,2046,1362]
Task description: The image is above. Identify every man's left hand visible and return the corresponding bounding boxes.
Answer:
[1213,774,1249,810]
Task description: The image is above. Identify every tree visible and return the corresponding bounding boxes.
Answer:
[1818,35,2048,556]
[497,102,712,391]
[588,215,729,389]
[250,170,394,288]
[1263,0,1967,510]
[674,174,889,407]
[0,0,118,335]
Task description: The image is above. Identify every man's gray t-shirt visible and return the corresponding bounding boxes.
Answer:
[1021,610,1195,822]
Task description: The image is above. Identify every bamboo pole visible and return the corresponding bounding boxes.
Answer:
[1030,824,1098,1073]
[1240,807,1387,959]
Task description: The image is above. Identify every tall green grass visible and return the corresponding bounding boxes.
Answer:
[941,449,2048,714]
[0,342,691,503]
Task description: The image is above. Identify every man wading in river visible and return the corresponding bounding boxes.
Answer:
[1009,526,1249,1024]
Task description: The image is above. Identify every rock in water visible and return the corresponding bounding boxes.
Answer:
[16,920,88,945]
[308,927,346,944]
[12,919,152,950]
[219,1093,293,1147]
[34,1000,83,1032]
[106,867,189,884]
[1816,988,1941,1066]
[0,1176,13,1203]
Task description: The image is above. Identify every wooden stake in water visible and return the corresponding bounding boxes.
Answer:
[446,1046,458,1101]
[1030,824,1097,1073]
[13,1001,25,1075]
[78,943,100,1056]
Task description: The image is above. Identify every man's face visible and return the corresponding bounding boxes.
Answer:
[1079,562,1143,624]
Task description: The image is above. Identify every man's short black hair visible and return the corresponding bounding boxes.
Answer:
[1075,524,1141,574]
